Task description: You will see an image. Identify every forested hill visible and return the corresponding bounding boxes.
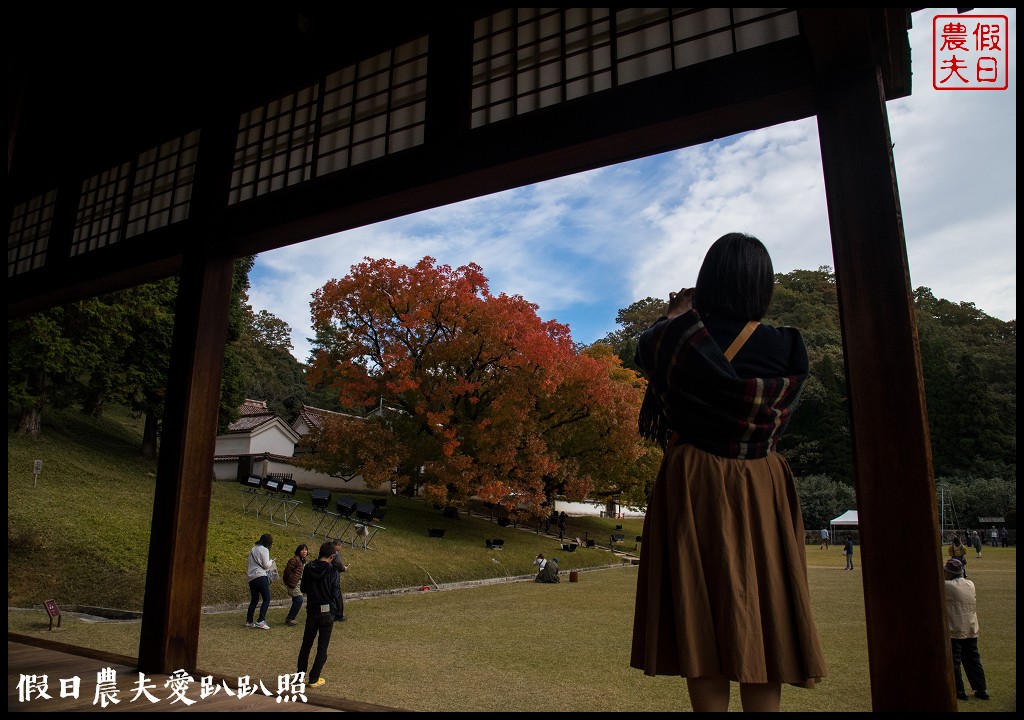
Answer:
[8,263,1015,524]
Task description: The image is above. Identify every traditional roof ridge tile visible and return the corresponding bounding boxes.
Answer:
[296,403,364,431]
[225,399,301,435]
[239,398,270,416]
[226,413,278,433]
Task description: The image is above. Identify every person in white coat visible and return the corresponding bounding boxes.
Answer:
[943,558,989,702]
[246,533,276,629]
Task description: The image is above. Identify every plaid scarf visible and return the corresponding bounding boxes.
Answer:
[636,311,807,459]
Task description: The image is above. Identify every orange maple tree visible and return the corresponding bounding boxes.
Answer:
[301,256,651,515]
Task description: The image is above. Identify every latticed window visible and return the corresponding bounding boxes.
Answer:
[471,8,798,128]
[229,36,429,204]
[71,131,200,257]
[7,190,56,277]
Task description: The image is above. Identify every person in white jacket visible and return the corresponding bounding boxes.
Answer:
[943,558,989,702]
[533,553,547,575]
[246,533,276,630]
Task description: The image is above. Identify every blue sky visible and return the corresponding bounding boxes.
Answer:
[250,8,1016,363]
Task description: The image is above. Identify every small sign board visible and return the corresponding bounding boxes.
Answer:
[33,459,42,486]
[43,599,61,630]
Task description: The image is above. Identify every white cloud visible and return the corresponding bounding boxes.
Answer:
[891,7,1016,321]
[627,119,834,301]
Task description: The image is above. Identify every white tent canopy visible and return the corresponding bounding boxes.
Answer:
[830,510,859,542]
[831,510,859,527]
[831,512,856,540]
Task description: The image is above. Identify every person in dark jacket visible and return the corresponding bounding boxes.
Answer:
[283,544,309,626]
[536,556,560,583]
[297,541,343,687]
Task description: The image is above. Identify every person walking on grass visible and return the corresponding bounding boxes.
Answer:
[283,543,309,626]
[246,533,275,630]
[297,541,344,688]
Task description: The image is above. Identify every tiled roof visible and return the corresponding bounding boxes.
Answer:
[214,452,293,463]
[223,399,279,433]
[239,398,269,415]
[295,404,359,433]
[292,402,403,437]
[226,412,277,433]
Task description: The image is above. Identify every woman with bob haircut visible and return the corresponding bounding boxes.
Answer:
[630,233,826,712]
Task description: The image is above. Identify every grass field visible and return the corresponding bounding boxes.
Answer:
[7,406,643,609]
[8,548,1017,712]
[7,406,1016,711]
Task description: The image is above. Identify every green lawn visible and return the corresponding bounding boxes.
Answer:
[7,406,1016,711]
[7,406,632,609]
[8,548,1016,712]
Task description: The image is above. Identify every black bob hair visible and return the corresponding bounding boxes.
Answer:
[693,232,775,321]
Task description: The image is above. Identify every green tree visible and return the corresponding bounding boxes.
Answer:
[237,309,309,422]
[937,475,1016,531]
[915,289,1015,479]
[795,474,857,532]
[598,296,666,371]
[8,299,124,436]
[762,268,852,482]
[114,279,178,458]
[218,257,256,433]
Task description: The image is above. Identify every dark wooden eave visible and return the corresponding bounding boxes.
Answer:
[6,7,912,317]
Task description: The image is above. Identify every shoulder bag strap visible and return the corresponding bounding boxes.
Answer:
[723,321,760,362]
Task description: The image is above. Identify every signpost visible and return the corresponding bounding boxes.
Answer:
[43,599,61,630]
[33,459,42,486]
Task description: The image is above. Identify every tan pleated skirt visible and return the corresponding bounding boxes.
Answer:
[630,440,827,686]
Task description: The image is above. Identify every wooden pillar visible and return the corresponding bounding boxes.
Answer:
[137,248,234,673]
[802,10,955,712]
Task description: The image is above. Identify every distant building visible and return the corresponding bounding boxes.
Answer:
[213,399,370,491]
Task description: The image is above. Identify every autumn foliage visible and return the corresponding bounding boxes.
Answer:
[302,256,649,515]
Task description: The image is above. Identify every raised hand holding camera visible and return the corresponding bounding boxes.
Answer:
[666,287,694,319]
